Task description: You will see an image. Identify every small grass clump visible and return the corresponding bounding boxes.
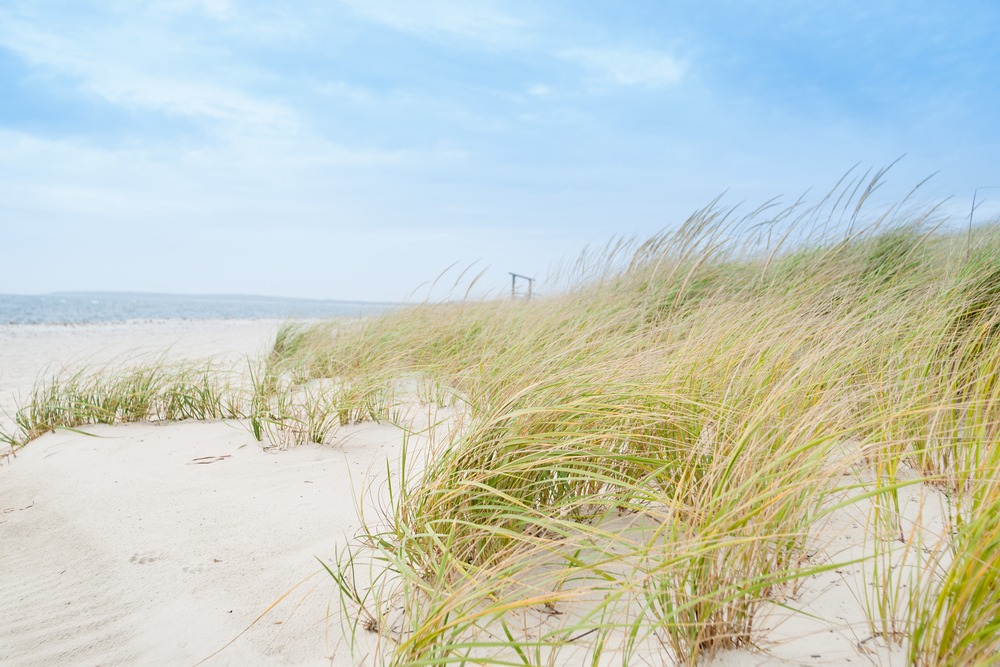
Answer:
[4,362,242,447]
[3,338,400,451]
[246,359,398,448]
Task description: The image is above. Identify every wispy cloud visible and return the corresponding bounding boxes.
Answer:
[336,0,532,48]
[146,0,236,21]
[184,0,235,21]
[560,47,685,89]
[1,0,994,301]
[0,13,294,132]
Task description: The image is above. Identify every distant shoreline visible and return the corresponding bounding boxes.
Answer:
[37,289,400,305]
[0,291,401,325]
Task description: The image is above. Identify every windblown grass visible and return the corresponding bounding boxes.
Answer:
[7,171,1000,665]
[1,352,399,450]
[2,361,242,447]
[294,176,1000,665]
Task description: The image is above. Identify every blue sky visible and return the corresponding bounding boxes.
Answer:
[2,1,998,302]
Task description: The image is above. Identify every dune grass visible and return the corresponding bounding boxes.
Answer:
[6,173,1000,664]
[0,361,243,447]
[0,353,398,450]
[291,182,1000,665]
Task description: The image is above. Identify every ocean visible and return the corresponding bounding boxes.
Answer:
[0,292,397,325]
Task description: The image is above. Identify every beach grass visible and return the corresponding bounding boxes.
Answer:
[296,180,1000,665]
[6,174,1000,664]
[1,362,242,446]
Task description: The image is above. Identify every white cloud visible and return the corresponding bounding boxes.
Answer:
[336,0,530,48]
[0,12,295,132]
[560,47,685,89]
[146,0,236,21]
[196,0,235,21]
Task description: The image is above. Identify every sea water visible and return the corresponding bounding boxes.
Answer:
[0,292,396,325]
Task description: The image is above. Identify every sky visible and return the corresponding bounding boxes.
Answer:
[1,1,998,302]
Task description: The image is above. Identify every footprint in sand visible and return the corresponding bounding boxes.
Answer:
[182,558,222,574]
[129,553,161,565]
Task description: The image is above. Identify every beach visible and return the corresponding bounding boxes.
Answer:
[0,318,924,666]
[4,0,993,662]
[0,320,398,666]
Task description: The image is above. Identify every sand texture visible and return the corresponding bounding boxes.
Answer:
[0,322,391,665]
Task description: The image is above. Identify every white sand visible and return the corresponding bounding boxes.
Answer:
[0,321,931,665]
[0,321,395,666]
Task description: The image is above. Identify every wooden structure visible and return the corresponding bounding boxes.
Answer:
[509,273,535,299]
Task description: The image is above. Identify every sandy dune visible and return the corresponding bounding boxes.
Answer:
[0,321,924,665]
[1,421,400,666]
[0,321,393,665]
